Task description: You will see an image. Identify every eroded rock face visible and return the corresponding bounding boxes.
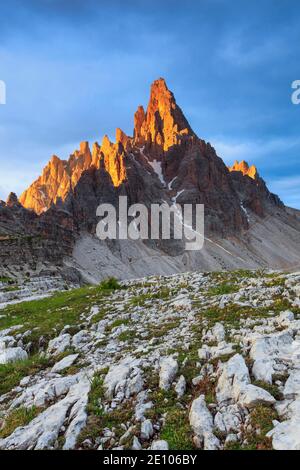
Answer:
[0,193,75,271]
[228,160,283,217]
[16,77,283,240]
[19,138,127,215]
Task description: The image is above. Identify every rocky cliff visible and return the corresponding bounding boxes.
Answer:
[18,79,282,235]
[1,78,299,278]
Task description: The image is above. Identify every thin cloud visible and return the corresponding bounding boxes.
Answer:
[212,137,300,165]
[268,175,300,209]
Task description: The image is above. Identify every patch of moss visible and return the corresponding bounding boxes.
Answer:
[207,282,239,296]
[79,393,134,447]
[0,276,14,284]
[86,373,106,417]
[98,277,122,291]
[145,319,181,340]
[194,375,216,405]
[0,406,40,438]
[3,285,19,293]
[252,380,283,401]
[0,283,115,351]
[242,405,278,450]
[160,408,194,450]
[129,287,171,307]
[106,318,130,332]
[118,330,136,342]
[0,354,55,395]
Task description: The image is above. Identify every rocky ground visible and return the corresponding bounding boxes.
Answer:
[0,269,299,450]
[0,272,78,310]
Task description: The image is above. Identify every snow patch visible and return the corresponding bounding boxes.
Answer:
[241,202,250,222]
[168,176,177,190]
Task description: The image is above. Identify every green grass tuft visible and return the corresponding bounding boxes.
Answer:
[0,406,40,438]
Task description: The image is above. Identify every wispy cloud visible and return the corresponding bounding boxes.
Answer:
[212,137,300,165]
[268,175,300,209]
[218,31,290,68]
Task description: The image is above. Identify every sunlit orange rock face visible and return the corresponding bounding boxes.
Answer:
[20,132,128,214]
[228,160,258,180]
[19,78,277,230]
[20,77,194,215]
[134,78,194,154]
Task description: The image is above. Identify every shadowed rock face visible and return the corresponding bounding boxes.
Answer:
[229,162,282,217]
[0,78,287,273]
[0,192,74,268]
[17,78,282,238]
[19,137,127,215]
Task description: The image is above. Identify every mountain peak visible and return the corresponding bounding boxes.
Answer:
[228,160,258,180]
[133,78,194,152]
[149,77,172,104]
[6,192,20,207]
[115,128,130,149]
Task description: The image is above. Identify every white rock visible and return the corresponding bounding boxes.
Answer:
[267,412,300,450]
[119,427,134,445]
[283,370,300,399]
[63,376,92,450]
[0,335,16,350]
[0,347,28,364]
[216,354,250,403]
[250,331,293,383]
[212,323,225,343]
[132,436,142,450]
[175,375,186,398]
[159,356,178,391]
[192,375,204,386]
[203,432,220,450]
[72,330,90,349]
[249,331,293,367]
[125,369,144,398]
[170,294,191,309]
[104,362,131,400]
[214,405,241,433]
[51,354,79,373]
[239,384,276,409]
[150,440,169,450]
[189,395,214,438]
[210,342,235,360]
[198,345,211,360]
[225,433,238,444]
[252,358,274,384]
[0,372,91,450]
[140,419,154,440]
[278,310,294,325]
[10,374,80,409]
[135,391,153,422]
[47,334,71,356]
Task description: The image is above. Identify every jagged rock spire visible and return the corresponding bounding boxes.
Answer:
[6,192,21,207]
[228,160,258,180]
[133,78,194,151]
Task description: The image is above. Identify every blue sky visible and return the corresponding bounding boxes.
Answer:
[0,0,299,208]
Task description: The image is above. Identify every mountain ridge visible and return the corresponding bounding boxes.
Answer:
[18,78,281,231]
[1,78,299,281]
